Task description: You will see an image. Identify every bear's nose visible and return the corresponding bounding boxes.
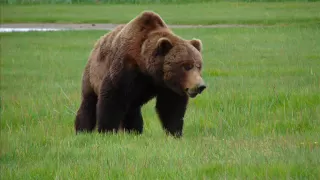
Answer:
[197,84,206,94]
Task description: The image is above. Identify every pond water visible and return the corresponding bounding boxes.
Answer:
[0,28,66,33]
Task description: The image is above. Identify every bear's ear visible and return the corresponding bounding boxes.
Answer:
[189,38,202,52]
[155,37,173,56]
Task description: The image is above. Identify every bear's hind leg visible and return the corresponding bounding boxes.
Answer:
[97,79,127,134]
[75,92,97,133]
[123,107,143,134]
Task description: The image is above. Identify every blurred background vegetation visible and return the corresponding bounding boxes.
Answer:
[2,0,319,5]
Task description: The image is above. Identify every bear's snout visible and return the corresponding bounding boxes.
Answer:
[196,83,206,94]
[185,78,206,98]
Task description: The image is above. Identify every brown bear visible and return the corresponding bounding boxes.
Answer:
[74,11,206,138]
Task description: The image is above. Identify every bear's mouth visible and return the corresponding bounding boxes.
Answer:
[185,88,199,98]
[185,84,206,98]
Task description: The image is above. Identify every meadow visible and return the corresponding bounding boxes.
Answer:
[2,2,320,25]
[1,1,320,179]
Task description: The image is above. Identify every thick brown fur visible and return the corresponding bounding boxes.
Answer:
[75,11,206,137]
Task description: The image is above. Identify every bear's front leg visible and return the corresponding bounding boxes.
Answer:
[97,77,129,134]
[155,88,189,138]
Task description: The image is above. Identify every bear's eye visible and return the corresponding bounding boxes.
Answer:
[183,64,194,71]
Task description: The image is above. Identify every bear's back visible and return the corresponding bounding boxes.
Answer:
[87,11,169,95]
[86,25,125,94]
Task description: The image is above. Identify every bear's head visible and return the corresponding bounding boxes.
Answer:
[142,30,206,98]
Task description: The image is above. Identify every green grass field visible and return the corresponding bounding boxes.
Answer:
[1,1,320,179]
[1,25,320,179]
[2,2,320,25]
